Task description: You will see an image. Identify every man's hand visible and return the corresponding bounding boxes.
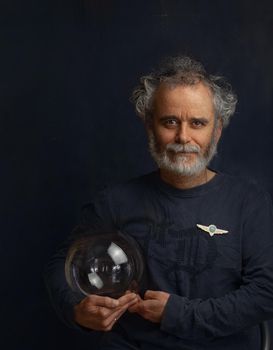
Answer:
[128,290,170,323]
[74,292,138,331]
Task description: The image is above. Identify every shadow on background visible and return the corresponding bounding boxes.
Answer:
[1,1,273,349]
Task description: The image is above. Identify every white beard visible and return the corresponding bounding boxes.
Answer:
[148,132,218,176]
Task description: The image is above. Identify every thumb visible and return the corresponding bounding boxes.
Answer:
[144,290,159,299]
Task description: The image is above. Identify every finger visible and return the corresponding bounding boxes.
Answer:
[102,306,129,331]
[86,305,128,331]
[101,294,139,317]
[86,295,120,308]
[118,292,138,306]
[112,307,127,322]
[142,299,159,309]
[127,295,143,313]
[115,296,139,315]
[125,299,141,315]
[144,290,159,300]
[128,302,140,313]
[92,294,139,317]
[144,290,167,300]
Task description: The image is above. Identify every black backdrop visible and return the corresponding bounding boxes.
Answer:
[1,1,273,349]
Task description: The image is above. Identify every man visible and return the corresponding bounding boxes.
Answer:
[45,56,273,349]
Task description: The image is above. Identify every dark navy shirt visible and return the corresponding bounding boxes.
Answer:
[45,172,273,349]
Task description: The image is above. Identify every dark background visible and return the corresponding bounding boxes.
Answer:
[1,1,273,349]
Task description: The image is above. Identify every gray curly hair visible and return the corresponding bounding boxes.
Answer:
[131,56,237,128]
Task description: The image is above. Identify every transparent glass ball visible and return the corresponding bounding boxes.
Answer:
[65,232,144,298]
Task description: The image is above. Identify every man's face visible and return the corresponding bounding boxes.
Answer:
[147,82,222,176]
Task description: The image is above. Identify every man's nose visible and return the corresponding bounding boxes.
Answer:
[175,124,191,144]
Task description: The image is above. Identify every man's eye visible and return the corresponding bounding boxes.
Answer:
[164,119,178,127]
[192,120,205,128]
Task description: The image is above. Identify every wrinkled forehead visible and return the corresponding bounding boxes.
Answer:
[152,82,215,112]
[155,80,214,97]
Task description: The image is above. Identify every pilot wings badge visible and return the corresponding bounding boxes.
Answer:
[196,224,229,237]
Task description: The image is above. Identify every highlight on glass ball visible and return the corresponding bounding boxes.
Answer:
[65,231,144,298]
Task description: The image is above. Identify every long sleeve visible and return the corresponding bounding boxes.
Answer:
[160,190,273,340]
[44,189,115,329]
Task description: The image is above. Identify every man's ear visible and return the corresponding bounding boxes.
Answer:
[145,121,152,132]
[144,114,153,131]
[215,118,223,143]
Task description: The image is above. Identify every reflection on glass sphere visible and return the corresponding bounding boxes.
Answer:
[65,232,144,298]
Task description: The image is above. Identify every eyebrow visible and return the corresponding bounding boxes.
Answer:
[159,116,210,123]
[190,117,210,124]
[158,116,180,121]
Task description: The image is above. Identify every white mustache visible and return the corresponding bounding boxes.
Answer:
[166,143,200,153]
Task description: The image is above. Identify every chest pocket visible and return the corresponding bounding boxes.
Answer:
[147,226,218,275]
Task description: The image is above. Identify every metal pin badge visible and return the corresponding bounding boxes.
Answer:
[197,224,229,237]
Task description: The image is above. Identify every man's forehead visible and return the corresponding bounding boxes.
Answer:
[152,82,214,111]
[155,80,213,95]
